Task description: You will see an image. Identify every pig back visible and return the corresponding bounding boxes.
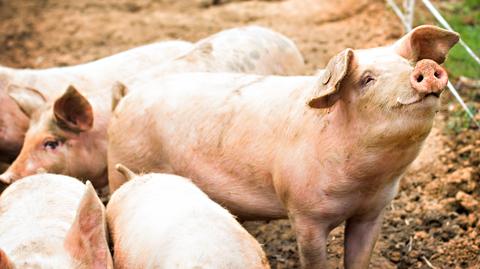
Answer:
[181,25,305,76]
[107,173,269,269]
[122,26,305,90]
[0,174,84,263]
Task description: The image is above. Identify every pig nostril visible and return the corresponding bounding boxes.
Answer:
[434,71,440,79]
[416,75,424,83]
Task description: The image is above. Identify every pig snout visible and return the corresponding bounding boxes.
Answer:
[410,59,448,95]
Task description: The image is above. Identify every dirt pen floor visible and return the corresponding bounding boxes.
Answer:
[1,0,479,268]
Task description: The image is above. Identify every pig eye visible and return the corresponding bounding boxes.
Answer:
[43,140,60,150]
[361,75,375,87]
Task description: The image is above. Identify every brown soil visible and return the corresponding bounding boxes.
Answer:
[1,0,478,268]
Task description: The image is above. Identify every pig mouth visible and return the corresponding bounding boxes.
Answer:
[397,92,440,106]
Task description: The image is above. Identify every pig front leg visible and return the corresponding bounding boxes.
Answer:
[343,212,384,269]
[290,214,331,269]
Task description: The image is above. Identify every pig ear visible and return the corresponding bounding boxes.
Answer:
[393,25,459,64]
[54,85,94,132]
[111,81,128,112]
[308,49,354,109]
[7,84,47,117]
[64,181,113,269]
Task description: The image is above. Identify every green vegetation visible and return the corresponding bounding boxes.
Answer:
[446,104,478,134]
[443,0,480,80]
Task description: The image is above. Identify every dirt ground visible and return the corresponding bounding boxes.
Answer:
[0,0,478,268]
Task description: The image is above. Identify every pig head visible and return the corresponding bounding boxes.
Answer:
[0,175,112,268]
[0,86,108,189]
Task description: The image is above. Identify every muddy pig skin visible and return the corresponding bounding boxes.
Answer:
[107,165,270,269]
[0,40,192,163]
[0,174,112,268]
[0,26,305,190]
[107,25,459,269]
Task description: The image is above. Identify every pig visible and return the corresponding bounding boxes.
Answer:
[107,164,270,269]
[0,26,305,190]
[106,25,459,268]
[0,40,193,163]
[0,173,112,268]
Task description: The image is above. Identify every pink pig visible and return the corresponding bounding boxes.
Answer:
[0,26,305,190]
[107,164,270,269]
[107,25,459,268]
[0,174,112,268]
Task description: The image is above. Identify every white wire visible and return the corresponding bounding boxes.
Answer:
[404,0,416,31]
[386,0,410,29]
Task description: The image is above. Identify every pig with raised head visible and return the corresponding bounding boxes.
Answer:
[107,164,270,269]
[0,26,305,190]
[0,40,193,163]
[0,174,112,268]
[107,25,459,268]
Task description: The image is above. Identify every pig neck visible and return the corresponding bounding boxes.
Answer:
[318,100,431,185]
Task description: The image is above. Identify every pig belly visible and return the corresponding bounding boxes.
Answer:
[168,156,286,220]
